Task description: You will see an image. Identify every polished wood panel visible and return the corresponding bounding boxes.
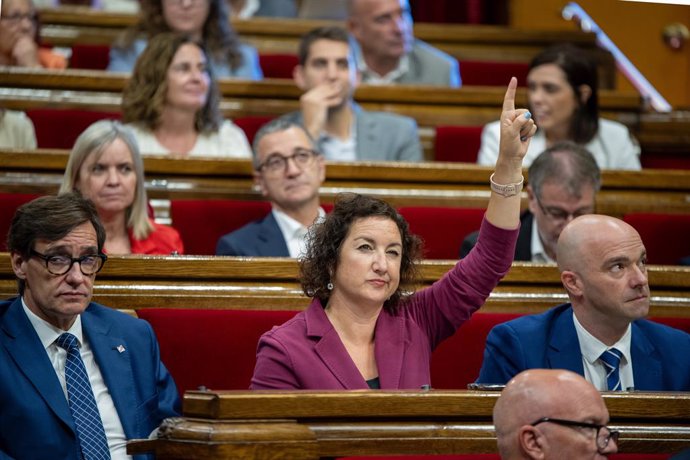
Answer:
[1,255,688,316]
[3,150,690,217]
[127,390,690,458]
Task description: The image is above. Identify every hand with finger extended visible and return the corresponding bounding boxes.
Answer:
[498,77,537,164]
[300,82,343,139]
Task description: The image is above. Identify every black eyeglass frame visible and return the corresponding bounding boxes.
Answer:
[531,417,619,453]
[256,148,320,174]
[30,249,107,276]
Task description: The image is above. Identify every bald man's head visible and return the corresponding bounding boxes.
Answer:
[493,369,614,459]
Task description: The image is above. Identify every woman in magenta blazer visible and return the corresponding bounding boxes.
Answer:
[251,78,535,390]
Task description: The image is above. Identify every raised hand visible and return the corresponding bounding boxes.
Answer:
[300,82,344,139]
[498,77,537,164]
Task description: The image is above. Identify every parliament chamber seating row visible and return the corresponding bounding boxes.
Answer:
[3,191,690,264]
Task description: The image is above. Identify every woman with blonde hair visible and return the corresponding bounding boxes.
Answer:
[60,119,184,255]
[122,33,252,157]
[107,0,261,79]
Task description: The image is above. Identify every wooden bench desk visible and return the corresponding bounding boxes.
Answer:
[3,150,690,216]
[127,390,690,458]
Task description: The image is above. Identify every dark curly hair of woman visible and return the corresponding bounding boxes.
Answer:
[300,193,423,313]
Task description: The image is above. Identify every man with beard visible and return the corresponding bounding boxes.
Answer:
[279,26,422,163]
[476,214,690,391]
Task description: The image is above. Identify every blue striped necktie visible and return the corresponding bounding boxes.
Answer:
[56,333,111,460]
[599,347,624,391]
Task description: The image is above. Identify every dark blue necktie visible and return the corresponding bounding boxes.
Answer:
[599,347,623,391]
[56,333,111,460]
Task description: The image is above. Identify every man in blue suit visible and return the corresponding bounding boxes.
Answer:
[216,119,326,257]
[477,214,690,391]
[0,193,180,459]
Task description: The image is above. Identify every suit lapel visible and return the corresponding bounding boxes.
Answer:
[547,307,585,374]
[257,213,290,256]
[629,322,661,391]
[307,302,368,389]
[1,298,75,432]
[82,307,139,438]
[373,311,406,389]
[353,105,380,161]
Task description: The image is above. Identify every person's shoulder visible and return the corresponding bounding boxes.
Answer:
[410,39,456,65]
[359,108,416,127]
[220,213,274,240]
[86,302,149,327]
[149,221,182,239]
[597,118,633,136]
[634,318,690,341]
[494,304,572,330]
[0,297,18,318]
[259,309,308,344]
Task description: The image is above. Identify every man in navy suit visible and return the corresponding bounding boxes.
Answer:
[216,118,326,257]
[0,193,180,459]
[477,214,690,391]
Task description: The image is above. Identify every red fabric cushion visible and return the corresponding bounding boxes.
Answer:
[234,116,274,144]
[26,109,120,149]
[259,53,299,79]
[641,153,690,170]
[434,126,484,163]
[0,193,42,251]
[70,44,111,70]
[459,60,529,87]
[169,199,272,255]
[622,213,690,265]
[398,207,485,259]
[136,308,299,395]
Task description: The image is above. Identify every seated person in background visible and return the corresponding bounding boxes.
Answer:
[0,108,37,148]
[0,193,180,459]
[461,141,600,263]
[281,26,422,162]
[108,0,262,79]
[122,33,252,158]
[347,0,460,87]
[299,0,347,19]
[0,0,66,68]
[216,119,326,256]
[250,78,535,389]
[60,119,185,255]
[478,43,640,170]
[494,369,618,459]
[228,0,297,18]
[477,214,690,390]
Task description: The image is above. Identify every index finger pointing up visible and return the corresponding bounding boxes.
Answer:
[502,76,518,112]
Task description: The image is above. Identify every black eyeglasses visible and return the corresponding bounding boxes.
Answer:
[1,12,38,23]
[531,417,619,453]
[257,148,319,175]
[534,195,593,223]
[30,250,107,276]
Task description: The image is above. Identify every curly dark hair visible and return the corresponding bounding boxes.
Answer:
[300,193,423,313]
[529,43,599,144]
[121,33,221,133]
[117,0,243,69]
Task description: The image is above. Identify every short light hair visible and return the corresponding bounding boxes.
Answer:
[528,141,601,200]
[60,119,153,240]
[251,118,317,169]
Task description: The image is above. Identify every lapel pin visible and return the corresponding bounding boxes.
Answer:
[116,345,126,353]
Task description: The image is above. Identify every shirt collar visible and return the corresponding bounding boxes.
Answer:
[530,220,555,263]
[358,53,410,84]
[272,207,326,239]
[21,296,84,350]
[573,312,632,366]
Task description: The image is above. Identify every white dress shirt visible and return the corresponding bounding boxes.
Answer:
[573,312,635,391]
[22,299,131,459]
[272,207,326,258]
[530,222,555,264]
[358,53,410,85]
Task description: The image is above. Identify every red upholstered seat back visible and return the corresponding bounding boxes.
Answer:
[26,109,121,149]
[0,193,42,251]
[136,308,299,394]
[169,199,272,255]
[434,125,484,163]
[70,44,111,70]
[398,207,485,259]
[234,116,274,144]
[258,53,299,79]
[622,213,690,265]
[459,60,529,87]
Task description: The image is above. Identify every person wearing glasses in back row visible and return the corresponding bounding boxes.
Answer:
[461,141,600,263]
[0,193,180,459]
[493,369,619,459]
[216,118,326,257]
